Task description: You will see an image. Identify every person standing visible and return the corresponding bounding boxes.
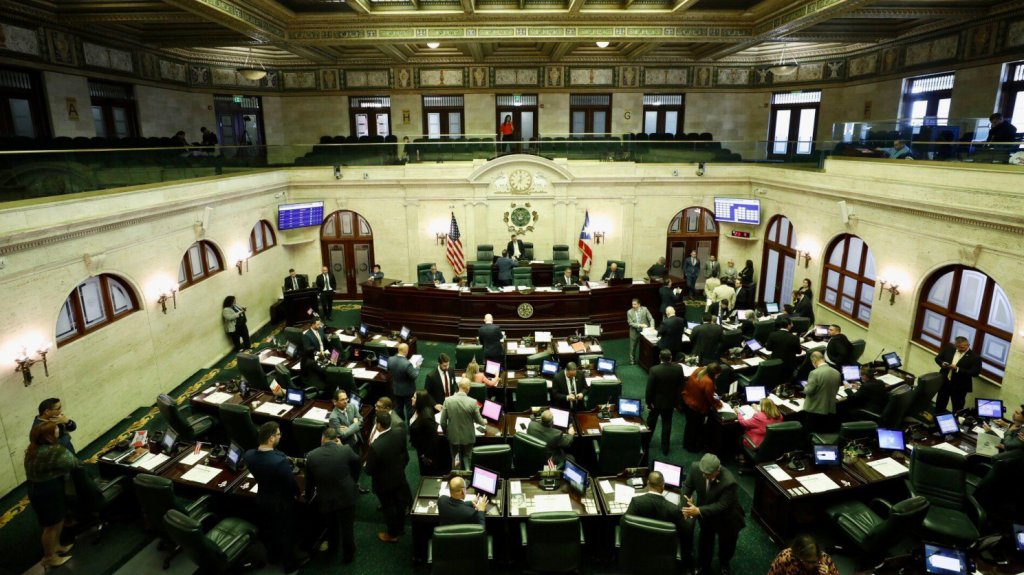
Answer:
[33,398,77,455]
[424,353,457,411]
[315,265,337,321]
[25,422,79,568]
[704,254,721,279]
[305,427,360,562]
[551,362,589,411]
[626,298,655,365]
[737,398,784,450]
[657,306,686,360]
[934,336,981,413]
[792,289,815,324]
[441,379,486,470]
[221,295,250,352]
[683,250,701,296]
[646,349,683,456]
[765,317,801,385]
[526,409,574,465]
[388,343,420,424]
[409,390,446,476]
[739,260,755,285]
[681,454,746,575]
[766,534,841,575]
[365,412,411,543]
[499,115,515,153]
[477,314,504,364]
[721,259,739,285]
[506,234,525,261]
[244,422,306,572]
[804,351,841,434]
[283,268,308,292]
[438,476,488,526]
[690,313,724,366]
[659,278,682,317]
[682,363,721,452]
[328,389,362,449]
[495,250,515,287]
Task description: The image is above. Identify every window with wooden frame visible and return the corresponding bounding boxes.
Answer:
[0,67,49,139]
[422,95,464,139]
[178,240,224,289]
[88,79,139,139]
[642,94,684,136]
[820,234,875,325]
[249,220,277,255]
[56,274,139,346]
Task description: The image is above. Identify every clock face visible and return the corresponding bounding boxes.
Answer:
[511,207,531,227]
[509,170,532,191]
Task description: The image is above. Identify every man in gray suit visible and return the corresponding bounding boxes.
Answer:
[440,379,485,470]
[305,427,360,562]
[626,298,655,365]
[804,351,841,434]
[388,342,420,424]
[526,409,574,464]
[328,389,362,448]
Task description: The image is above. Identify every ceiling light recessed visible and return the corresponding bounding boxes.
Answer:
[426,42,440,49]
[595,41,610,48]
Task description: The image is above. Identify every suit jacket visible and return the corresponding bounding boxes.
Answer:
[409,408,440,459]
[477,324,503,361]
[243,448,299,511]
[388,354,420,397]
[365,427,410,496]
[554,273,576,287]
[765,329,801,377]
[440,392,485,445]
[658,286,681,314]
[657,315,686,356]
[625,492,684,531]
[506,239,526,259]
[735,284,756,309]
[704,260,721,278]
[647,263,668,279]
[627,306,655,333]
[825,334,853,366]
[428,271,446,283]
[683,257,701,280]
[793,294,815,323]
[496,257,516,282]
[424,366,458,407]
[551,370,589,409]
[934,345,982,393]
[681,463,745,534]
[646,361,684,410]
[805,364,841,415]
[438,495,485,526]
[328,403,362,444]
[303,327,328,357]
[304,441,360,513]
[315,271,337,293]
[739,265,754,285]
[690,322,724,364]
[526,420,572,462]
[847,379,887,414]
[602,268,624,281]
[283,274,309,292]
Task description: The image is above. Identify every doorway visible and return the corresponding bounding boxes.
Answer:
[665,207,719,294]
[496,94,539,154]
[213,95,265,160]
[759,215,798,307]
[320,210,375,299]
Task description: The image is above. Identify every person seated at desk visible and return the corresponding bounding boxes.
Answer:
[555,267,577,287]
[844,366,887,418]
[875,139,914,160]
[283,268,309,292]
[426,264,445,285]
[737,398,783,450]
[647,257,668,281]
[328,389,362,449]
[823,324,852,365]
[370,264,384,282]
[438,476,488,526]
[989,404,1024,452]
[495,250,515,287]
[709,300,731,324]
[602,262,624,281]
[767,534,840,575]
[526,409,574,465]
[552,362,588,411]
[624,470,689,561]
[465,359,498,389]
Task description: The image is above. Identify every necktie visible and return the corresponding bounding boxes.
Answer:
[292,277,298,290]
[442,370,450,396]
[323,274,330,290]
[568,375,576,397]
[314,330,323,352]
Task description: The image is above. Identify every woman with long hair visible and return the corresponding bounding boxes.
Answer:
[499,114,514,153]
[25,421,80,567]
[221,295,250,351]
[465,360,499,388]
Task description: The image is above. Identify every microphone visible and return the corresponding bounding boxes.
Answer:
[870,348,886,369]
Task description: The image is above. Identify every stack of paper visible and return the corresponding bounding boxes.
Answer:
[877,373,904,386]
[763,464,792,482]
[557,341,573,354]
[134,453,170,471]
[204,392,234,405]
[866,457,908,478]
[335,333,356,343]
[261,356,288,366]
[255,402,292,416]
[303,407,331,423]
[180,450,208,466]
[801,341,826,351]
[743,357,765,367]
[533,494,573,512]
[932,442,968,456]
[797,473,840,493]
[614,484,637,504]
[180,465,221,485]
[682,365,699,377]
[738,405,756,419]
[589,344,602,352]
[351,368,377,380]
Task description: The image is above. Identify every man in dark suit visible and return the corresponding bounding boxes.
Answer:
[690,313,724,366]
[315,265,337,320]
[934,336,982,413]
[601,262,623,281]
[551,362,588,410]
[681,454,746,575]
[554,267,576,287]
[424,353,457,412]
[792,290,815,324]
[437,476,488,526]
[764,317,801,385]
[659,278,682,318]
[845,366,888,419]
[388,343,420,424]
[426,264,445,284]
[626,471,690,565]
[365,412,411,543]
[477,314,504,364]
[244,422,307,571]
[506,234,526,261]
[283,268,309,292]
[646,349,683,456]
[658,306,686,360]
[824,324,853,366]
[526,409,574,464]
[495,250,515,287]
[647,257,668,281]
[683,250,701,296]
[305,427,360,562]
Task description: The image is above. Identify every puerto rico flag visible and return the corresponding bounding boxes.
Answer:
[578,211,594,275]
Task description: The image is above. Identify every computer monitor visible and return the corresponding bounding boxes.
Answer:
[399,326,411,340]
[471,465,499,497]
[882,351,902,369]
[329,349,340,365]
[286,342,298,358]
[583,324,601,337]
[596,357,616,375]
[358,323,369,338]
[814,325,829,337]
[744,339,763,353]
[225,442,244,472]
[485,360,501,377]
[745,386,767,403]
[687,321,698,330]
[160,428,178,452]
[813,444,841,467]
[936,413,960,435]
[1014,523,1024,552]
[840,365,860,383]
[348,393,361,411]
[652,460,683,488]
[735,309,752,321]
[481,400,502,422]
[877,428,906,451]
[541,360,559,377]
[923,543,969,575]
[562,459,588,495]
[285,388,305,407]
[550,408,571,430]
[765,302,780,314]
[976,398,1003,419]
[377,356,389,371]
[618,397,642,417]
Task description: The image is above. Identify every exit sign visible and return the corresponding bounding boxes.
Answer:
[233,95,243,103]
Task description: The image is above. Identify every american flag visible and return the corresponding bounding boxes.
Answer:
[578,211,594,274]
[446,212,465,277]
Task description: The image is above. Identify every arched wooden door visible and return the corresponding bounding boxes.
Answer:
[320,210,375,299]
[665,207,719,290]
[758,215,798,306]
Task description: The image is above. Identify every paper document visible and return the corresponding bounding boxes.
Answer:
[303,407,331,423]
[867,457,908,478]
[255,402,292,416]
[535,332,552,343]
[738,405,756,419]
[379,339,399,347]
[836,388,848,399]
[590,345,602,352]
[763,463,792,483]
[180,465,221,484]
[518,347,538,355]
[557,341,573,354]
[134,453,170,471]
[682,365,698,377]
[351,368,377,380]
[410,355,424,368]
[599,480,614,494]
[665,492,681,505]
[532,494,574,513]
[614,484,637,504]
[180,450,208,467]
[932,442,968,456]
[801,341,826,351]
[514,417,530,433]
[743,357,765,367]
[877,373,904,386]
[335,334,356,343]
[797,473,840,493]
[261,356,287,366]
[204,392,234,405]
[510,480,522,495]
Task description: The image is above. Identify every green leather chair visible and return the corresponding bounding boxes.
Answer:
[616,514,680,574]
[752,319,776,344]
[235,353,272,391]
[521,242,535,260]
[133,474,215,569]
[850,339,867,363]
[157,393,215,442]
[471,263,493,287]
[472,444,512,478]
[325,366,359,396]
[512,266,533,287]
[280,327,306,351]
[417,262,436,283]
[825,496,930,559]
[790,316,811,334]
[604,259,627,278]
[292,418,327,456]
[742,421,804,464]
[968,449,1024,528]
[526,349,553,364]
[596,425,643,475]
[684,304,704,325]
[737,358,784,391]
[476,244,495,262]
[71,467,127,540]
[429,524,492,575]
[587,380,621,409]
[456,345,483,370]
[552,245,570,261]
[901,373,943,425]
[364,340,389,361]
[163,509,258,575]
[858,384,914,428]
[218,403,259,451]
[906,446,984,545]
[514,378,548,411]
[512,432,550,477]
[811,420,878,447]
[468,383,487,404]
[520,511,584,572]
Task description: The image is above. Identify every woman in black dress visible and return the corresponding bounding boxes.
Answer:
[409,390,448,476]
[25,421,80,568]
[739,259,755,285]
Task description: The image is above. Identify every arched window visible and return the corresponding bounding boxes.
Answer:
[56,274,139,345]
[759,215,797,306]
[249,220,276,255]
[178,240,223,289]
[820,234,875,324]
[914,266,1014,382]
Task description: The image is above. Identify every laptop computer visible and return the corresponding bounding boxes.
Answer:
[652,460,683,488]
[1014,523,1024,552]
[225,442,245,472]
[471,465,499,497]
[595,357,616,375]
[481,400,502,422]
[765,302,779,314]
[841,365,861,383]
[744,386,766,403]
[541,360,559,377]
[882,351,902,369]
[485,360,501,377]
[562,459,589,495]
[549,408,571,430]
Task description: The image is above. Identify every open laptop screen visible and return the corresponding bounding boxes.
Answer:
[285,388,305,406]
[744,339,763,353]
[877,428,906,451]
[563,459,588,495]
[399,326,411,340]
[595,357,616,375]
[924,543,968,575]
[1014,524,1024,552]
[471,465,499,497]
[618,397,641,417]
[485,360,501,377]
[745,386,766,403]
[765,302,779,314]
[225,442,244,472]
[378,356,389,370]
[936,413,960,435]
[841,365,861,382]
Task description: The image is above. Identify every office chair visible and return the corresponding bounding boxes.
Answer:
[133,474,215,569]
[70,467,127,541]
[752,319,775,344]
[455,345,483,370]
[811,420,878,447]
[417,262,436,283]
[521,242,535,260]
[587,380,622,409]
[471,263,492,287]
[274,363,320,400]
[325,366,359,397]
[475,244,494,263]
[526,349,553,364]
[849,339,867,363]
[512,266,533,288]
[429,524,492,575]
[595,425,643,475]
[156,394,215,442]
[718,330,744,356]
[616,514,680,574]
[790,316,811,334]
[280,327,306,351]
[218,403,259,451]
[235,353,272,390]
[163,509,259,575]
[292,418,327,456]
[825,496,930,560]
[857,384,914,428]
[468,383,487,404]
[902,372,943,425]
[968,449,1024,529]
[742,421,804,464]
[514,378,548,411]
[906,446,984,546]
[472,445,512,478]
[520,512,584,572]
[552,245,570,261]
[737,358,784,391]
[604,259,627,278]
[512,432,549,477]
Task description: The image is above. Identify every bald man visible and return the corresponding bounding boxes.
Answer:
[477,313,504,364]
[388,342,420,423]
[438,476,487,526]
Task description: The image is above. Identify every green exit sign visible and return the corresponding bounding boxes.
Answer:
[233,95,243,103]
[513,94,521,104]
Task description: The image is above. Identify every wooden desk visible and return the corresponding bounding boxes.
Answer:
[843,450,911,484]
[506,477,601,518]
[594,470,682,516]
[229,469,307,502]
[574,408,650,439]
[410,475,506,561]
[752,459,866,543]
[466,260,581,287]
[97,444,186,480]
[159,443,249,495]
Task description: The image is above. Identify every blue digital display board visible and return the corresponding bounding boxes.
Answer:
[714,198,761,225]
[278,201,324,231]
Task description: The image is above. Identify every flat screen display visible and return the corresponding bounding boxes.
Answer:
[883,352,902,369]
[563,459,588,495]
[285,388,305,406]
[481,400,502,422]
[1014,524,1024,552]
[765,302,779,314]
[813,445,841,466]
[618,397,641,417]
[358,323,369,337]
[814,325,829,337]
[842,365,861,382]
[745,386,766,403]
[541,360,559,376]
[329,349,340,364]
[877,428,906,451]
[277,201,324,231]
[160,428,178,452]
[349,393,361,411]
[399,326,411,340]
[936,413,960,435]
[471,465,498,497]
[652,460,682,488]
[745,339,763,352]
[735,310,751,321]
[714,197,761,225]
[550,408,570,430]
[378,356,389,371]
[976,398,1003,419]
[596,357,616,375]
[924,544,968,575]
[226,442,243,472]
[485,360,501,377]
[286,342,297,358]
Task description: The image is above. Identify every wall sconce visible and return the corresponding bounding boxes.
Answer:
[333,165,342,180]
[157,288,177,314]
[878,279,900,305]
[796,249,812,268]
[435,232,447,245]
[15,342,51,387]
[593,231,606,244]
[235,259,247,275]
